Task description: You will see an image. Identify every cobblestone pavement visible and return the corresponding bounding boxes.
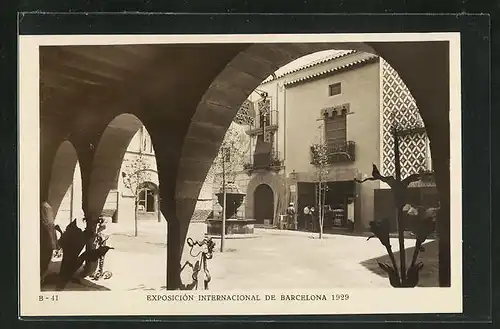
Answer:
[70,220,429,291]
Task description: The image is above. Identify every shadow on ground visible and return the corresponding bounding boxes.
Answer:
[360,240,439,287]
[41,260,111,291]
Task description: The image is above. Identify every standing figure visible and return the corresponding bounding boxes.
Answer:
[347,198,355,231]
[302,205,310,231]
[286,202,296,230]
[310,206,316,232]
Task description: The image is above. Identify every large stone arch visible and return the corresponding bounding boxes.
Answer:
[176,43,375,219]
[245,171,283,222]
[87,113,143,217]
[38,42,451,289]
[176,41,450,286]
[177,42,454,219]
[47,140,79,216]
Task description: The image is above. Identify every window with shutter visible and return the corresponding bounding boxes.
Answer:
[324,115,346,147]
[329,83,342,96]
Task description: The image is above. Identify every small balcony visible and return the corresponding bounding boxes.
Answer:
[310,141,356,165]
[243,151,283,173]
[246,109,279,136]
[246,124,278,136]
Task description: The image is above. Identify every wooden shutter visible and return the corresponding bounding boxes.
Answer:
[325,115,346,145]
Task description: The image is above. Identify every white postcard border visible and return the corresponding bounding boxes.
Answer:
[19,32,463,317]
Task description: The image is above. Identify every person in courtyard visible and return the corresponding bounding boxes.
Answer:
[286,202,296,230]
[302,205,310,231]
[323,204,333,231]
[347,198,355,231]
[309,206,316,232]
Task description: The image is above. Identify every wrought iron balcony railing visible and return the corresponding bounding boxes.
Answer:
[245,109,279,136]
[243,151,283,172]
[310,141,356,165]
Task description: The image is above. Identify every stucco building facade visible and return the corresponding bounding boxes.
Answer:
[204,50,435,231]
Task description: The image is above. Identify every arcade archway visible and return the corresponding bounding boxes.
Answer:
[88,113,144,217]
[47,140,79,217]
[39,41,451,289]
[178,42,450,287]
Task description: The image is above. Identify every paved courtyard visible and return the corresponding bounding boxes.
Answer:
[46,220,437,291]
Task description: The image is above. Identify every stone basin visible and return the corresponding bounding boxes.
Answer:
[206,218,256,236]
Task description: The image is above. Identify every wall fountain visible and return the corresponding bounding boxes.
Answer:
[206,182,256,237]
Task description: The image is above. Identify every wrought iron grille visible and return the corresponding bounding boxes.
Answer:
[310,141,356,164]
[179,237,215,290]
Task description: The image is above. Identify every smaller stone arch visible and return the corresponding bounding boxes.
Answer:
[138,180,159,192]
[88,113,144,217]
[47,140,79,217]
[245,171,283,225]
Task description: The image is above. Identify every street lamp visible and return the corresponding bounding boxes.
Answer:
[219,146,230,253]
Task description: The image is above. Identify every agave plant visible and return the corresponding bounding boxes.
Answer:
[367,218,401,287]
[366,214,435,287]
[358,160,435,287]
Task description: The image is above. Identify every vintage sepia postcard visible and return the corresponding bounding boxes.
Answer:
[19,32,463,317]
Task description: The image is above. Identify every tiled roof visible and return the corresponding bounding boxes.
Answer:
[283,55,379,88]
[261,50,356,84]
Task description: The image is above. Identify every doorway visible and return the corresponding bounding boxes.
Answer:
[137,181,159,220]
[254,184,274,225]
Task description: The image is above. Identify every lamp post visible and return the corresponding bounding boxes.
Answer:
[220,146,229,253]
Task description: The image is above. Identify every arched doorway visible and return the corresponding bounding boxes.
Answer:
[254,184,274,225]
[137,181,160,221]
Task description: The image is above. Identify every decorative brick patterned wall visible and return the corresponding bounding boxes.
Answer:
[381,59,429,178]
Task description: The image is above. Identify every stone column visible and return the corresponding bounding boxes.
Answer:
[151,122,197,290]
[159,193,193,290]
[78,142,100,277]
[430,137,450,287]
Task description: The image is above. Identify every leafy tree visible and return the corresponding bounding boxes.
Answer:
[209,122,249,252]
[211,122,250,184]
[121,152,152,237]
[311,141,329,239]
